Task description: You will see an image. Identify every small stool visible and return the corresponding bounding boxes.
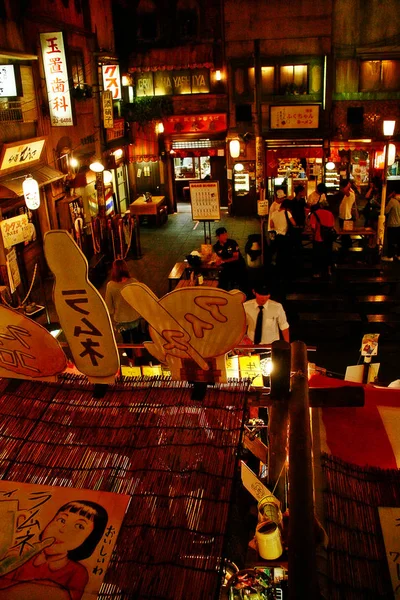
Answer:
[183,187,190,201]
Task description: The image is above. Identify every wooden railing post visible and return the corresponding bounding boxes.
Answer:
[267,340,290,509]
[288,341,318,599]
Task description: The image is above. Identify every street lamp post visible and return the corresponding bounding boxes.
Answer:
[378,120,396,252]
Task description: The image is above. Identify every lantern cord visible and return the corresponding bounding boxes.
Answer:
[0,263,38,309]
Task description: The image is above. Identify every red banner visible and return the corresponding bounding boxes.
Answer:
[163,114,227,135]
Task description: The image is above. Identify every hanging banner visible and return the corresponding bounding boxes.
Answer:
[102,65,121,100]
[40,31,73,127]
[102,90,114,129]
[0,214,30,249]
[6,248,21,293]
[0,480,130,600]
[189,181,220,221]
[44,230,120,383]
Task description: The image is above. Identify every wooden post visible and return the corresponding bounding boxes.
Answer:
[268,340,290,509]
[288,341,318,600]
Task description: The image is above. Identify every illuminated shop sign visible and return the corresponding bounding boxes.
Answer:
[0,65,18,97]
[40,31,73,127]
[102,90,114,129]
[135,68,210,97]
[0,138,45,172]
[270,105,319,129]
[102,64,122,100]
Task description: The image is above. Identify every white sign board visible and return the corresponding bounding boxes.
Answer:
[40,31,73,127]
[0,65,17,97]
[6,247,21,292]
[0,214,30,248]
[378,507,400,597]
[102,64,122,100]
[0,138,45,173]
[189,181,220,221]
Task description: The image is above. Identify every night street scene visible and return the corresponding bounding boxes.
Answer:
[0,1,399,598]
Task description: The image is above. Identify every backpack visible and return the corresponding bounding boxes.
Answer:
[313,211,337,243]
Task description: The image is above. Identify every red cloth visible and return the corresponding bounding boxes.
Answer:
[0,555,89,600]
[310,375,400,469]
[309,209,335,242]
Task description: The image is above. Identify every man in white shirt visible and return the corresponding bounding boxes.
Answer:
[382,193,400,261]
[243,283,290,344]
[268,188,286,231]
[339,179,358,224]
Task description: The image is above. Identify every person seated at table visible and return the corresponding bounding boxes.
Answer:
[309,202,336,278]
[213,227,248,294]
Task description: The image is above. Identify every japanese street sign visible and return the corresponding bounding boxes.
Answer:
[40,31,73,127]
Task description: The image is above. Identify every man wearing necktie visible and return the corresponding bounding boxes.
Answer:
[243,283,290,344]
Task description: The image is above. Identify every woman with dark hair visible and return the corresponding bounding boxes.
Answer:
[105,259,142,353]
[0,500,108,600]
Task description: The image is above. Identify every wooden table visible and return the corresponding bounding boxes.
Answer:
[129,196,168,226]
[337,227,375,236]
[175,279,218,289]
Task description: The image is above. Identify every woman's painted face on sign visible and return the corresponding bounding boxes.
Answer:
[43,509,94,556]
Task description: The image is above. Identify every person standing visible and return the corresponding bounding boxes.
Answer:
[105,259,142,355]
[382,193,400,261]
[243,283,290,344]
[338,178,359,255]
[213,227,248,293]
[269,199,297,279]
[309,202,336,278]
[307,182,329,209]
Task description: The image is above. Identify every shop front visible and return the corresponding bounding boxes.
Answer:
[0,137,64,307]
[265,139,325,199]
[164,114,228,211]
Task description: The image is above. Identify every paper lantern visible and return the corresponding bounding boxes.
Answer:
[383,120,396,137]
[23,176,40,210]
[89,160,104,173]
[229,139,241,158]
[387,143,397,166]
[103,170,113,184]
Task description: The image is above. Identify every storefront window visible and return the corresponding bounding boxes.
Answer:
[173,156,210,180]
[70,51,85,87]
[360,59,400,92]
[279,64,308,95]
[261,66,274,95]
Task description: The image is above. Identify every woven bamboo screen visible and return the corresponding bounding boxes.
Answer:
[322,453,400,600]
[0,376,248,600]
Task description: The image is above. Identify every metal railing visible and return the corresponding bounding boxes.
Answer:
[0,100,23,122]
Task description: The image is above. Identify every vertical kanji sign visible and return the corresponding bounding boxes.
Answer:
[102,65,121,100]
[102,90,114,129]
[40,31,73,127]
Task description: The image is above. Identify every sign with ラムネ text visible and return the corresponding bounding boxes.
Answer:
[0,480,130,600]
[0,214,30,248]
[102,65,121,100]
[40,31,73,127]
[270,105,319,129]
[44,230,120,383]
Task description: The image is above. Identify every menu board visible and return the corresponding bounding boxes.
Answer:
[189,181,220,221]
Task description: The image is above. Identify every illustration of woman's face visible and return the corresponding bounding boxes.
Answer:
[42,509,94,556]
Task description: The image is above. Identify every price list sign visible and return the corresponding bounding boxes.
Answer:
[189,181,220,221]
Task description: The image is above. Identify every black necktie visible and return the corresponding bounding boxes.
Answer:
[254,305,264,344]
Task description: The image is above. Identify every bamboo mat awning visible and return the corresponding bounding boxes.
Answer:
[0,376,248,600]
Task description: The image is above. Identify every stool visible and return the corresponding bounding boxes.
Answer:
[183,187,190,202]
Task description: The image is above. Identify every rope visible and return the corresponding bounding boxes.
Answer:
[0,263,38,310]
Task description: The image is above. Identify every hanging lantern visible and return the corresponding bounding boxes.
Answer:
[103,170,113,185]
[229,139,241,158]
[89,160,105,173]
[23,175,40,210]
[387,143,397,166]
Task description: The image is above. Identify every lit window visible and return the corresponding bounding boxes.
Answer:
[360,59,400,92]
[261,66,274,95]
[279,64,308,95]
[70,51,85,87]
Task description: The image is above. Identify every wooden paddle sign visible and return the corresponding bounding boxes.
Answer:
[44,230,120,384]
[0,305,66,381]
[122,282,247,382]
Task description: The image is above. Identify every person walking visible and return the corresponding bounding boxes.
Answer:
[307,182,329,209]
[213,227,248,293]
[309,202,336,278]
[382,193,400,261]
[243,283,290,344]
[269,199,297,281]
[105,259,142,356]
